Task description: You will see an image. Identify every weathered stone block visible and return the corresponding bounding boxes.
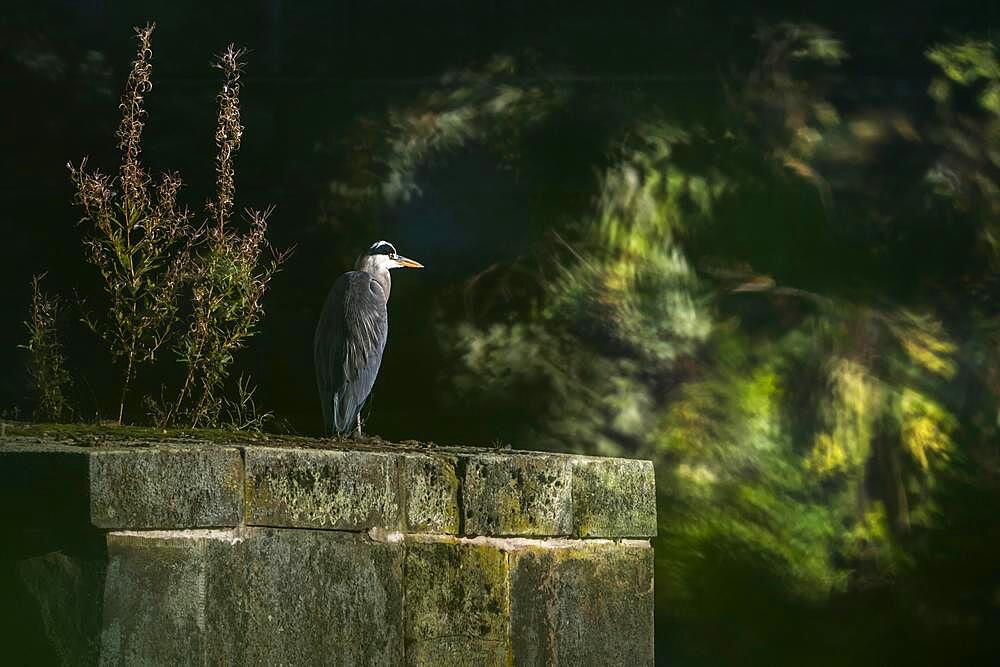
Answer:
[404,539,510,665]
[203,536,248,666]
[89,447,243,529]
[99,530,244,666]
[13,542,106,667]
[4,435,658,665]
[510,541,654,665]
[400,453,460,534]
[242,528,404,666]
[572,457,657,537]
[463,454,573,536]
[245,447,400,530]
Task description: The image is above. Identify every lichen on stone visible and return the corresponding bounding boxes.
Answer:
[246,447,401,530]
[401,453,460,534]
[463,454,573,537]
[404,540,510,666]
[571,458,657,538]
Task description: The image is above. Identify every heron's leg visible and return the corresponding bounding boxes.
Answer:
[356,413,362,437]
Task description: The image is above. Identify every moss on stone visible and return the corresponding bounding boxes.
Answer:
[401,454,460,534]
[571,458,657,538]
[245,447,401,530]
[3,421,278,447]
[4,430,659,540]
[1,421,387,450]
[6,430,658,664]
[463,454,573,537]
[404,540,510,666]
[509,541,654,665]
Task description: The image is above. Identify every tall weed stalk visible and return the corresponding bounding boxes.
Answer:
[69,24,190,423]
[61,26,288,428]
[169,45,290,427]
[20,275,73,421]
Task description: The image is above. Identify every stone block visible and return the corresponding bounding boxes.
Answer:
[203,536,248,666]
[99,530,244,666]
[463,454,573,536]
[245,447,400,530]
[510,541,654,665]
[400,453,460,534]
[3,436,658,665]
[404,539,510,665]
[11,540,106,666]
[572,457,657,538]
[89,447,243,529]
[99,528,405,666]
[242,528,404,666]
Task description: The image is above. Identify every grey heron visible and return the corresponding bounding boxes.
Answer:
[314,240,424,435]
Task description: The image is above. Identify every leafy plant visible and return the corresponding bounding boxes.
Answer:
[168,46,290,427]
[58,25,288,429]
[68,24,190,424]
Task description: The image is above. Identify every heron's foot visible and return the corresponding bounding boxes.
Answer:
[355,414,362,438]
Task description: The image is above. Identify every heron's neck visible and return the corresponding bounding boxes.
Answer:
[357,257,391,302]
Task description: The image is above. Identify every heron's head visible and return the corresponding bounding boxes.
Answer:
[357,240,424,273]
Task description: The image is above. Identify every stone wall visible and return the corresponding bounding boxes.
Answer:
[1,436,656,665]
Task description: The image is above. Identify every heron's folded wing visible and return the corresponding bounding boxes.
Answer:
[314,271,388,433]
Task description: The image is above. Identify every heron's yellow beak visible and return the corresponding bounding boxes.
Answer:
[394,255,424,269]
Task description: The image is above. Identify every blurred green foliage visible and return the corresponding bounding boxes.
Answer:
[351,23,1000,665]
[380,55,567,204]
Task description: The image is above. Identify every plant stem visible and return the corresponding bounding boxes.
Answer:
[118,352,134,425]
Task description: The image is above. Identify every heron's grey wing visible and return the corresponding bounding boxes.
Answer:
[314,271,388,434]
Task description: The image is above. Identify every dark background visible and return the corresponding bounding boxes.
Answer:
[3,0,994,438]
